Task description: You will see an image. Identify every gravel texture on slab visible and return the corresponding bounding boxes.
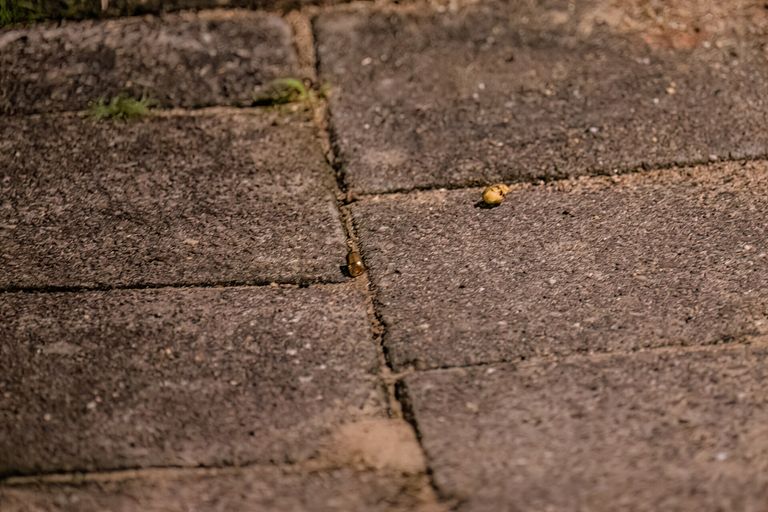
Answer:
[0,284,381,475]
[1,10,296,114]
[404,344,768,511]
[0,110,347,289]
[351,161,768,369]
[316,1,768,193]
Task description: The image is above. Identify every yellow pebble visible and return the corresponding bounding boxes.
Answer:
[482,183,510,206]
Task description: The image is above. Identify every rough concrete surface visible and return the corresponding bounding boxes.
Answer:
[0,10,296,114]
[403,344,768,511]
[0,284,383,475]
[5,0,768,509]
[0,466,431,512]
[316,1,768,193]
[351,162,768,369]
[0,110,347,289]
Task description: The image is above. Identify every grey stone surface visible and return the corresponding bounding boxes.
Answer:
[403,345,768,511]
[0,283,382,475]
[315,1,768,194]
[0,10,296,114]
[0,466,426,512]
[0,110,347,289]
[351,162,768,370]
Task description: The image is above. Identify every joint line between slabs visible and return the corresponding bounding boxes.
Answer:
[293,10,451,507]
[0,457,362,486]
[344,153,768,204]
[298,4,397,411]
[0,278,348,295]
[398,334,768,376]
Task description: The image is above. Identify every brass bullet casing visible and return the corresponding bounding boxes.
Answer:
[482,183,511,206]
[347,250,365,277]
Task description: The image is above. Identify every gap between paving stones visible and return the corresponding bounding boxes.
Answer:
[365,333,768,395]
[391,332,768,377]
[290,7,402,419]
[0,453,408,486]
[6,104,765,210]
[343,154,768,203]
[1,462,301,486]
[0,105,317,121]
[394,381,453,506]
[14,103,762,207]
[0,278,343,295]
[292,9,448,508]
[0,457,440,510]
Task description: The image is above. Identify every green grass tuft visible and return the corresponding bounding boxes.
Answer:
[253,78,325,107]
[0,0,96,26]
[87,95,154,121]
[0,0,44,25]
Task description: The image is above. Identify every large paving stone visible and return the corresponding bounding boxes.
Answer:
[0,10,296,114]
[351,162,768,369]
[403,344,768,511]
[0,466,428,512]
[316,1,768,194]
[0,110,347,289]
[0,284,382,475]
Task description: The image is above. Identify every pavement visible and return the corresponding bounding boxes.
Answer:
[1,1,768,510]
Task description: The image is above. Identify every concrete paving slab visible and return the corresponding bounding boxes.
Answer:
[0,10,296,114]
[403,344,768,511]
[0,466,429,512]
[0,110,347,289]
[315,1,768,194]
[351,162,768,369]
[0,284,382,475]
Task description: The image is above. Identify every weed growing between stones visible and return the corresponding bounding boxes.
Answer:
[0,0,44,25]
[87,95,154,121]
[0,0,96,25]
[252,78,328,107]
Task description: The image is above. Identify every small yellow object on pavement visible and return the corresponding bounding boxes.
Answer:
[482,183,511,206]
[347,250,365,277]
